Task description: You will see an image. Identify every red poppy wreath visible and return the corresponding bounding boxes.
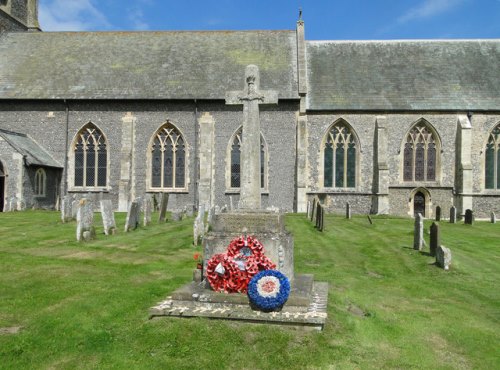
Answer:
[205,235,276,293]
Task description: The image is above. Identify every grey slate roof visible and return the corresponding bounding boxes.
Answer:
[306,40,500,111]
[0,129,62,168]
[0,31,298,100]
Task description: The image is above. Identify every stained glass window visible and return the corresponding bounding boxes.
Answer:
[323,122,357,188]
[150,123,186,189]
[403,123,438,182]
[485,124,500,189]
[34,168,46,196]
[230,127,266,189]
[73,124,107,188]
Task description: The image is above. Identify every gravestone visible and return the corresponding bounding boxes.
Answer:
[436,245,452,270]
[124,199,141,232]
[449,206,457,224]
[193,205,206,245]
[464,209,473,225]
[430,222,440,257]
[100,200,116,235]
[310,197,318,222]
[76,198,95,242]
[316,203,324,232]
[206,206,215,232]
[143,195,153,226]
[435,206,441,221]
[171,210,183,221]
[152,65,328,330]
[413,213,424,250]
[158,193,169,223]
[306,200,312,219]
[185,205,194,218]
[61,195,73,223]
[346,202,351,219]
[491,212,496,224]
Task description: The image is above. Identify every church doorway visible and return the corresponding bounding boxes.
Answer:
[0,161,4,212]
[413,191,425,217]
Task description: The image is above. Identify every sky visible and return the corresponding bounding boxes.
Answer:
[39,0,500,40]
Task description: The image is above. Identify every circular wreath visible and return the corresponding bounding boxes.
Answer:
[247,270,290,311]
[205,236,276,294]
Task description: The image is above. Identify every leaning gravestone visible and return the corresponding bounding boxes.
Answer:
[449,206,457,224]
[491,212,496,224]
[124,199,141,232]
[311,197,318,223]
[143,195,153,226]
[346,202,351,219]
[413,213,424,250]
[151,65,328,330]
[158,193,169,223]
[316,203,324,232]
[61,195,73,223]
[464,209,473,225]
[436,245,452,270]
[435,206,441,221]
[76,198,95,241]
[100,200,116,235]
[430,222,440,257]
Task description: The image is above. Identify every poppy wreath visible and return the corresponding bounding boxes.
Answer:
[247,270,290,311]
[205,235,276,293]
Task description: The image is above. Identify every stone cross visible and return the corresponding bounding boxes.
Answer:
[449,206,457,224]
[226,64,278,210]
[430,222,440,257]
[413,213,424,250]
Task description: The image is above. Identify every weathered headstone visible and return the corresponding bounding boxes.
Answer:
[171,210,183,221]
[315,203,324,232]
[430,222,440,257]
[76,198,95,242]
[61,195,73,223]
[158,193,169,223]
[346,202,351,219]
[311,197,318,222]
[435,206,441,221]
[143,195,153,226]
[306,200,312,219]
[229,196,234,211]
[491,212,496,224]
[436,245,452,270]
[100,199,116,235]
[449,206,457,224]
[413,213,424,250]
[464,209,473,225]
[124,199,141,232]
[226,64,278,209]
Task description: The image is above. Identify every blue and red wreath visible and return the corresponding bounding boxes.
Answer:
[247,270,290,311]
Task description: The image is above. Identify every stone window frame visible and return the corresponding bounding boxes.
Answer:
[400,118,442,185]
[318,118,361,191]
[483,122,500,191]
[146,121,189,193]
[225,126,269,193]
[68,122,110,192]
[34,167,46,197]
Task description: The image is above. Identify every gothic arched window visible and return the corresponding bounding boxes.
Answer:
[229,127,266,189]
[34,168,46,196]
[150,123,186,189]
[403,123,438,182]
[485,124,500,189]
[73,124,107,188]
[323,122,357,188]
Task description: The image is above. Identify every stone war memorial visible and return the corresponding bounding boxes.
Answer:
[150,66,328,330]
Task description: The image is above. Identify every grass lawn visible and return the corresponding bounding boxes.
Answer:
[0,211,498,369]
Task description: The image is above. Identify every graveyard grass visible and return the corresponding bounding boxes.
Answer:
[0,211,499,369]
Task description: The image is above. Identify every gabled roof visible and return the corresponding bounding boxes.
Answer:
[0,129,62,168]
[306,39,500,111]
[0,31,299,100]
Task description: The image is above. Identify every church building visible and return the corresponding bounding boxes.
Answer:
[1,0,499,218]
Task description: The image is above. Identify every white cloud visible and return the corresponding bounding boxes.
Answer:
[39,0,111,31]
[398,0,466,24]
[127,8,150,31]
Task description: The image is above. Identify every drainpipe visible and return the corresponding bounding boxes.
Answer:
[63,99,69,196]
[193,99,199,210]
